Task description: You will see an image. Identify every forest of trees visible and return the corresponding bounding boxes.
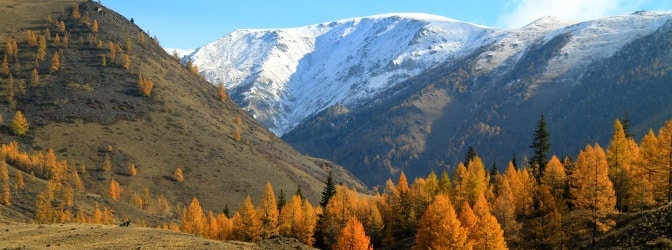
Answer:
[152,117,672,249]
[0,114,670,249]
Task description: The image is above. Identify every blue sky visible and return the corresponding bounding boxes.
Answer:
[104,0,672,49]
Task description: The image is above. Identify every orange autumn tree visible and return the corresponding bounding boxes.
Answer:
[173,167,184,182]
[414,194,467,250]
[257,182,279,239]
[1,163,10,206]
[458,201,479,247]
[11,111,29,136]
[1,54,9,76]
[334,216,372,250]
[570,144,616,244]
[472,192,507,250]
[50,51,60,72]
[606,119,636,211]
[181,197,206,236]
[137,73,154,97]
[108,179,122,201]
[233,196,262,242]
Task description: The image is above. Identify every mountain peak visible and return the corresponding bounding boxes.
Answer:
[522,16,574,30]
[188,13,491,135]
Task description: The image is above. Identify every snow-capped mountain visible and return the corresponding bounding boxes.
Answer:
[185,11,672,136]
[187,13,494,135]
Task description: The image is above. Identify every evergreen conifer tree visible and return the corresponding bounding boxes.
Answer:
[320,170,336,208]
[530,114,552,181]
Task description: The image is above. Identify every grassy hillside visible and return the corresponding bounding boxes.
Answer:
[0,0,364,227]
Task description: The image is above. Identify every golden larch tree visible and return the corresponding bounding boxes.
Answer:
[257,182,279,239]
[72,4,80,19]
[206,211,219,239]
[123,54,130,70]
[35,192,53,223]
[181,197,206,236]
[413,194,467,250]
[30,69,40,86]
[132,192,143,209]
[1,163,10,206]
[451,162,469,209]
[58,21,66,32]
[634,129,658,209]
[101,54,107,67]
[466,156,488,205]
[137,73,154,97]
[397,171,409,194]
[334,216,372,250]
[532,185,564,248]
[11,111,29,136]
[1,54,9,76]
[173,167,184,182]
[15,171,24,190]
[541,155,567,199]
[300,200,317,246]
[473,192,507,250]
[108,41,117,62]
[92,19,99,33]
[279,194,304,239]
[50,52,60,72]
[5,38,18,59]
[37,35,47,61]
[606,119,636,211]
[216,212,233,240]
[156,194,170,215]
[26,31,38,46]
[492,170,521,244]
[570,144,616,244]
[108,179,122,201]
[217,82,228,102]
[457,201,479,247]
[656,120,672,204]
[129,163,137,176]
[235,196,262,242]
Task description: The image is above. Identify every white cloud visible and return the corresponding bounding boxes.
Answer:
[497,0,648,29]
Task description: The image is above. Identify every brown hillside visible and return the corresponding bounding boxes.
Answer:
[0,0,364,225]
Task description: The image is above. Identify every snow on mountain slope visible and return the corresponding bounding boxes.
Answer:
[188,13,493,135]
[186,11,672,135]
[541,11,672,81]
[163,48,195,58]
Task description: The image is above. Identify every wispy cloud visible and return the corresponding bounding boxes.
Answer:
[496,0,649,29]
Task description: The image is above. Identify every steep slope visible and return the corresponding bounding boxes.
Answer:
[0,0,364,223]
[188,13,492,135]
[282,11,672,185]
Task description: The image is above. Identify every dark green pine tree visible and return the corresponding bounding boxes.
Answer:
[529,114,551,181]
[465,146,477,165]
[512,152,518,169]
[277,188,286,211]
[320,170,337,208]
[223,204,230,218]
[295,185,303,199]
[622,110,632,138]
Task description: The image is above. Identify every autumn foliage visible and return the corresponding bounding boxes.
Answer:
[334,216,372,250]
[137,73,154,97]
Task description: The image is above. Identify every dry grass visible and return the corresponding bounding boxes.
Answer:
[0,0,365,230]
[0,223,256,249]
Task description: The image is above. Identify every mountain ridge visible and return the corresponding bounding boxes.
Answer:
[181,11,672,185]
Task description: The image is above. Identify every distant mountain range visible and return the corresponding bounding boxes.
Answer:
[182,11,672,185]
